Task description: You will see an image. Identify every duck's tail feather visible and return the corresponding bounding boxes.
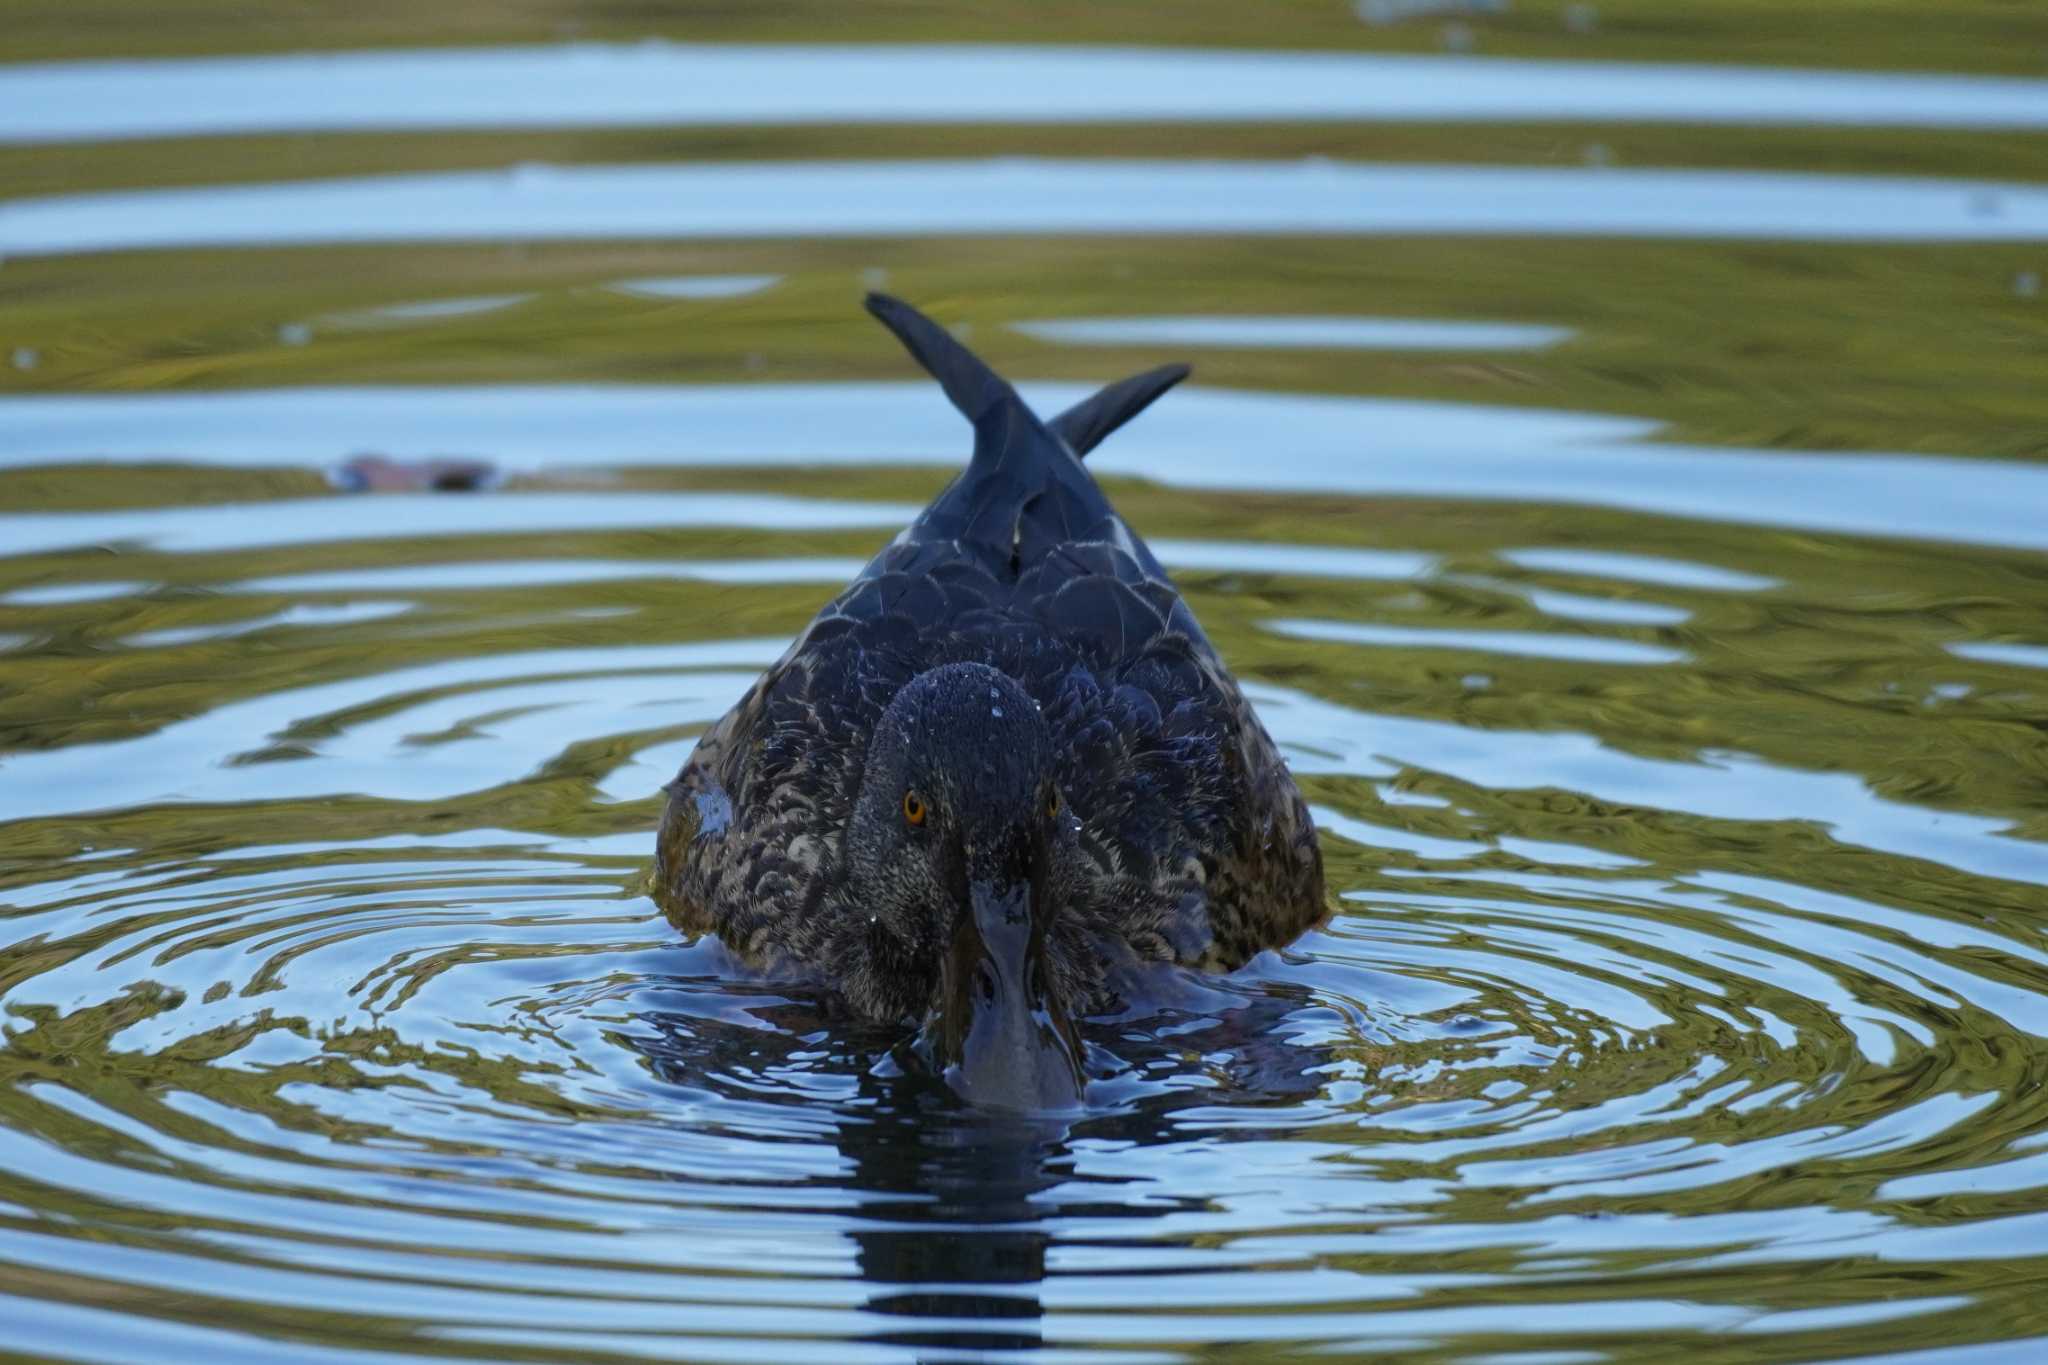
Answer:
[1049,364,1191,458]
[866,293,1190,477]
[864,292,1021,430]
[866,293,1126,552]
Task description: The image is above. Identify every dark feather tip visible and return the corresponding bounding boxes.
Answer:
[1050,362,1193,458]
[864,292,1015,428]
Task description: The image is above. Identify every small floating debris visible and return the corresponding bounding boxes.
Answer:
[331,453,500,493]
[9,345,36,370]
[1564,2,1598,33]
[277,322,311,346]
[2016,270,2042,299]
[608,273,780,300]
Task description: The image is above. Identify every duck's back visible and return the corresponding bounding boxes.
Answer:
[657,297,1324,1013]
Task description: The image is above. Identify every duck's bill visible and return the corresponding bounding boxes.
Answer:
[927,878,1084,1113]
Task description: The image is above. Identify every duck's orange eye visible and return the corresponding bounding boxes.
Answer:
[902,791,927,827]
[1045,788,1061,820]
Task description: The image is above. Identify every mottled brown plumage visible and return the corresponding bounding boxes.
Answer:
[655,294,1324,1052]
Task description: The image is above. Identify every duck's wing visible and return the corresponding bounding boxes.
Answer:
[654,631,852,951]
[1026,571,1327,977]
[656,604,928,1012]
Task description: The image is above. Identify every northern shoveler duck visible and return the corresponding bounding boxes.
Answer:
[656,294,1325,1109]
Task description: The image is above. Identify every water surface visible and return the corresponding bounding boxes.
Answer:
[11,161,2048,257]
[4,14,2048,1365]
[10,43,2048,144]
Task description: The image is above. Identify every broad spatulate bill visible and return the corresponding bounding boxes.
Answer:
[655,293,1325,1108]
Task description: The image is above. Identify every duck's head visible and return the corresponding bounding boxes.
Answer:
[843,661,1085,1111]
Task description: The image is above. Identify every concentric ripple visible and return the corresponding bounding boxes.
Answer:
[5,468,2048,1361]
[8,14,2048,1357]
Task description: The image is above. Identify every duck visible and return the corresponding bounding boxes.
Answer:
[655,294,1325,1109]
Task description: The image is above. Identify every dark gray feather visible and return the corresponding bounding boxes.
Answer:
[1050,364,1192,458]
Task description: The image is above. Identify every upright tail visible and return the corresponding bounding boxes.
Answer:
[1049,363,1189,458]
[864,293,1018,432]
[864,292,1190,466]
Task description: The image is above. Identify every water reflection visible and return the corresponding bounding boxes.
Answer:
[637,1007,1071,1355]
[12,384,2048,551]
[124,599,413,647]
[7,6,2048,1360]
[0,640,775,817]
[1267,615,1689,665]
[0,491,920,557]
[1499,548,1778,593]
[9,43,2048,144]
[10,160,2048,257]
[626,975,1336,1356]
[1014,315,1574,351]
[1950,641,2048,671]
[313,293,532,331]
[609,274,783,301]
